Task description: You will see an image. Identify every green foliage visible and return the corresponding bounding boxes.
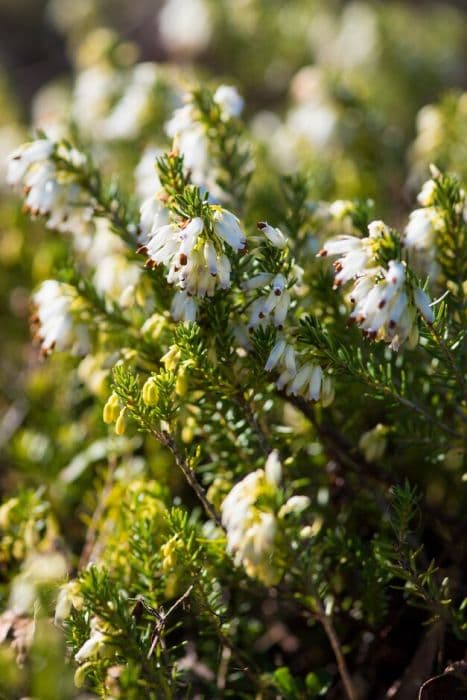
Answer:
[1,2,466,699]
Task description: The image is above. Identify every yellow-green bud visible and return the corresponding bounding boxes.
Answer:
[141,313,166,340]
[161,537,178,572]
[142,377,159,406]
[161,345,180,371]
[103,392,120,424]
[175,368,188,397]
[74,662,92,688]
[0,497,19,528]
[181,416,196,444]
[115,408,127,436]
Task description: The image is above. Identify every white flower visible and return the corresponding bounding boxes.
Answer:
[254,293,290,330]
[75,618,111,663]
[277,360,333,405]
[139,206,245,298]
[265,337,287,372]
[221,467,280,585]
[139,194,170,238]
[166,103,209,183]
[279,495,311,518]
[101,63,159,141]
[417,179,437,206]
[6,139,54,186]
[318,232,376,288]
[413,287,434,324]
[403,208,439,252]
[213,209,246,252]
[348,262,432,349]
[213,85,244,120]
[32,280,90,355]
[54,581,83,625]
[93,254,142,308]
[242,272,275,291]
[265,338,332,405]
[171,290,198,322]
[72,65,120,139]
[328,199,355,219]
[7,139,95,239]
[256,221,288,249]
[265,450,282,485]
[319,218,434,350]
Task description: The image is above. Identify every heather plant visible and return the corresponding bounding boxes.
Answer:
[0,2,466,700]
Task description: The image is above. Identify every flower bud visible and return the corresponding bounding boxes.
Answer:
[161,345,180,371]
[115,408,127,436]
[103,392,120,424]
[142,377,159,406]
[175,368,188,396]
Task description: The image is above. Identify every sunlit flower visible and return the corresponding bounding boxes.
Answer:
[7,139,95,238]
[320,219,434,349]
[221,452,282,585]
[140,206,245,298]
[31,280,90,355]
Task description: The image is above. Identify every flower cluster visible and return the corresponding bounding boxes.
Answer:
[7,139,95,238]
[244,222,295,330]
[31,280,90,356]
[319,220,434,350]
[71,52,179,144]
[139,205,246,319]
[402,174,456,282]
[165,85,244,190]
[265,338,334,405]
[221,451,310,586]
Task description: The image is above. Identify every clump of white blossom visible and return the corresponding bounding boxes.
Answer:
[31,280,90,356]
[266,337,335,406]
[85,219,145,309]
[318,220,434,350]
[135,145,164,203]
[139,204,246,319]
[221,451,310,586]
[244,222,294,330]
[7,139,95,238]
[402,168,463,283]
[241,220,333,404]
[165,85,244,191]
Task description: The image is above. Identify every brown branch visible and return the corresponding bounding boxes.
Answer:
[313,595,358,700]
[159,430,224,530]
